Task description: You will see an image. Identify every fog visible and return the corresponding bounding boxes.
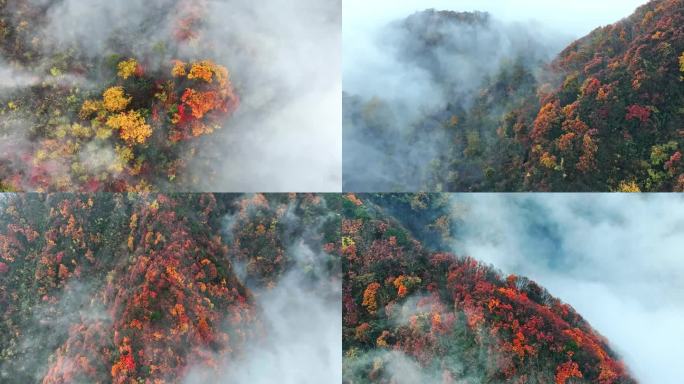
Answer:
[2,0,342,192]
[344,0,647,39]
[343,0,648,94]
[183,200,341,383]
[452,194,684,384]
[183,270,342,384]
[189,0,341,192]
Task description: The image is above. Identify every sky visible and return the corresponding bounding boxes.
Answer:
[343,0,649,91]
[344,0,648,37]
[452,194,684,384]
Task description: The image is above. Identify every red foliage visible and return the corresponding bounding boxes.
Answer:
[343,205,635,383]
[16,194,261,383]
[625,104,651,123]
[665,151,682,170]
[556,361,583,384]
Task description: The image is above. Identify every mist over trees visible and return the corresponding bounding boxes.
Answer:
[0,0,341,192]
[342,193,636,384]
[343,0,684,192]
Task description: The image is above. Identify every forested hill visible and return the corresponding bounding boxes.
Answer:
[342,194,636,383]
[0,193,340,383]
[344,0,684,191]
[518,0,684,191]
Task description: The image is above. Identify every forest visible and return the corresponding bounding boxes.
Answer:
[342,193,636,383]
[0,0,242,192]
[0,0,341,192]
[0,192,644,383]
[343,0,684,191]
[0,193,341,383]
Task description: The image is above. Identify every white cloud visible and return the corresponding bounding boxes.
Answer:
[183,224,341,384]
[453,194,684,384]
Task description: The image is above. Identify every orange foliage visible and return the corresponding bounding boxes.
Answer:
[345,193,364,206]
[355,322,370,341]
[181,88,223,119]
[556,361,583,384]
[362,282,381,314]
[102,86,131,112]
[531,101,562,143]
[187,60,215,83]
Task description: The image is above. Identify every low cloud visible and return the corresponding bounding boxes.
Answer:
[183,242,341,384]
[451,194,684,384]
[3,0,341,191]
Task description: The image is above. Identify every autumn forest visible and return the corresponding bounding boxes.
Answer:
[1,0,681,383]
[344,0,684,192]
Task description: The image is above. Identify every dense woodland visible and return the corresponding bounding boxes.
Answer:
[0,193,341,383]
[342,194,636,383]
[0,192,639,383]
[344,0,684,191]
[0,0,239,191]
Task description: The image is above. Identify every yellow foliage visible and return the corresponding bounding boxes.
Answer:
[172,60,187,77]
[102,86,131,112]
[187,60,215,83]
[70,123,92,139]
[376,331,390,347]
[341,236,355,252]
[540,152,558,169]
[618,180,641,193]
[35,149,47,161]
[54,125,68,139]
[190,121,213,137]
[117,58,138,80]
[106,110,152,144]
[79,99,102,120]
[95,125,113,140]
[111,145,133,173]
[679,52,684,73]
[212,64,230,87]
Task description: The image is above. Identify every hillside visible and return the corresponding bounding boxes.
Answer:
[344,0,684,191]
[342,194,636,383]
[0,193,341,383]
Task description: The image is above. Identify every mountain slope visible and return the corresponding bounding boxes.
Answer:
[0,193,340,383]
[342,194,635,383]
[519,0,684,191]
[343,10,554,191]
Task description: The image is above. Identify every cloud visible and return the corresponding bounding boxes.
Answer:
[342,6,567,191]
[184,0,342,192]
[183,242,341,384]
[451,194,684,384]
